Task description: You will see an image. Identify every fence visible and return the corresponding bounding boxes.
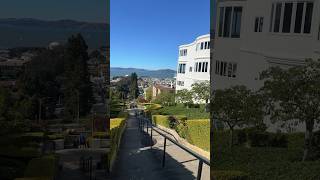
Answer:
[138,115,210,180]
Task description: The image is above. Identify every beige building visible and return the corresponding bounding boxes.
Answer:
[152,84,175,99]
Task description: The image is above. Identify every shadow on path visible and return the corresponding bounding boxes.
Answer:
[110,114,196,180]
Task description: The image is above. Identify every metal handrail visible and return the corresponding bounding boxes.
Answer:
[143,118,179,142]
[139,116,210,180]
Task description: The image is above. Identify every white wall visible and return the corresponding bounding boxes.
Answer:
[176,34,211,92]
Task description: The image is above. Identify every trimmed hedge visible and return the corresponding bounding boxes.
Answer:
[212,170,249,180]
[109,118,126,171]
[152,115,210,151]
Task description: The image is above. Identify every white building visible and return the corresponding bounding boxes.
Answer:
[212,0,320,132]
[176,34,211,92]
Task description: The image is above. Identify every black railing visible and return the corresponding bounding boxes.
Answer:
[138,116,210,180]
[80,156,94,180]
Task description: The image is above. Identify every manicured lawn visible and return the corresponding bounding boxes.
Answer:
[153,104,209,119]
[212,131,320,179]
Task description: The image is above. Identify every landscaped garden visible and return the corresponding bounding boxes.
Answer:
[211,59,320,179]
[212,130,320,179]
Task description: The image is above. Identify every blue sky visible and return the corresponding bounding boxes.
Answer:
[0,0,108,23]
[111,0,210,70]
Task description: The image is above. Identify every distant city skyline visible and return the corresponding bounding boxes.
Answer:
[0,0,108,23]
[111,0,210,70]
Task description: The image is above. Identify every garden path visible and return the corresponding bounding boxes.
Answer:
[111,109,210,180]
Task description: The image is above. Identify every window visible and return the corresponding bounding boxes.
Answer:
[201,42,204,50]
[195,63,198,72]
[271,1,314,34]
[177,81,184,86]
[223,7,232,37]
[178,64,186,74]
[205,62,208,72]
[255,17,264,32]
[304,2,313,33]
[282,3,293,33]
[274,3,282,32]
[208,42,211,49]
[219,6,242,38]
[294,2,304,33]
[270,4,275,32]
[231,7,242,37]
[198,62,202,72]
[189,67,192,72]
[219,7,225,37]
[180,49,187,56]
[215,60,237,78]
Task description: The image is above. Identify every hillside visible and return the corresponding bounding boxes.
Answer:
[111,67,176,79]
[0,18,108,48]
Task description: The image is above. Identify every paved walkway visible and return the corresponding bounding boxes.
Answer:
[111,111,210,180]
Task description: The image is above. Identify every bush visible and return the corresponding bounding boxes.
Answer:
[269,133,288,148]
[168,116,178,129]
[212,170,249,180]
[236,128,288,148]
[152,115,170,128]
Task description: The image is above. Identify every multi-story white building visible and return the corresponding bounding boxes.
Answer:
[176,34,211,92]
[212,0,320,132]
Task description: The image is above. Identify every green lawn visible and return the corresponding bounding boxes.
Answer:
[212,131,320,179]
[153,104,209,119]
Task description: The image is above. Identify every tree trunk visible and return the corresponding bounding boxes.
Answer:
[229,127,234,149]
[303,120,314,161]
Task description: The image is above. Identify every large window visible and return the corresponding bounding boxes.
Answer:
[179,49,187,56]
[195,62,209,72]
[178,63,186,74]
[219,6,242,38]
[270,1,314,34]
[215,60,237,78]
[231,7,243,37]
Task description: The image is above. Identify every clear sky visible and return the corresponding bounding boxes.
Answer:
[0,0,108,23]
[111,0,210,70]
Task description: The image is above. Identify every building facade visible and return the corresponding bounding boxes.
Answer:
[176,34,211,92]
[212,0,320,132]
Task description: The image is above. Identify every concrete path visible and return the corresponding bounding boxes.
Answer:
[111,111,210,180]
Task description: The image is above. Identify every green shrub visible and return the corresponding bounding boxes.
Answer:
[212,170,249,180]
[168,116,178,129]
[185,120,210,151]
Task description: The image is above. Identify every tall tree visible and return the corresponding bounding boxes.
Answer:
[176,89,193,107]
[191,81,210,104]
[63,34,93,121]
[260,59,320,161]
[212,85,264,148]
[129,73,139,99]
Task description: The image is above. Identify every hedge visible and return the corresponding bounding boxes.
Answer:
[185,120,210,151]
[212,170,249,180]
[23,154,59,179]
[109,118,126,171]
[152,115,210,151]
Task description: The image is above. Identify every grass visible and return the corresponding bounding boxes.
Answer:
[212,131,320,179]
[153,104,209,119]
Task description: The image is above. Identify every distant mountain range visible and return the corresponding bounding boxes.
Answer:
[111,67,176,79]
[0,18,108,49]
